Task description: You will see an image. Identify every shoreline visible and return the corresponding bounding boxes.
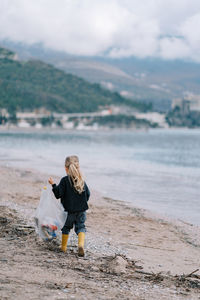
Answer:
[1,164,200,244]
[1,157,199,227]
[1,127,200,228]
[1,126,200,132]
[0,167,200,300]
[0,165,200,299]
[0,125,150,133]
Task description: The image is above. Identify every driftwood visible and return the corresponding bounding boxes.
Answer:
[133,268,200,290]
[135,270,155,276]
[184,269,199,278]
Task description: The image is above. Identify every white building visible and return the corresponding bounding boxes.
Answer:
[185,94,200,112]
[18,120,31,128]
[172,95,200,113]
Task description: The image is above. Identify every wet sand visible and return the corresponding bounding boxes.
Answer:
[0,166,200,299]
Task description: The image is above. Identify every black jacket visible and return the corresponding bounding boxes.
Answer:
[52,176,90,213]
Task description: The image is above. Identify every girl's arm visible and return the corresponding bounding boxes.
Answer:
[85,183,90,201]
[49,177,66,199]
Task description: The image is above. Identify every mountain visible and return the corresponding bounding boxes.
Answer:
[2,41,200,112]
[0,47,149,114]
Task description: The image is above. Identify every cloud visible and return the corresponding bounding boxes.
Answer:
[0,0,200,61]
[159,37,190,60]
[180,13,200,60]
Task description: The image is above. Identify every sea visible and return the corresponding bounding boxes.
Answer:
[0,128,200,225]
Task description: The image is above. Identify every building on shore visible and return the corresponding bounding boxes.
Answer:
[172,94,200,114]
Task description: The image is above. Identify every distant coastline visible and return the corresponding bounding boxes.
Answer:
[0,110,161,130]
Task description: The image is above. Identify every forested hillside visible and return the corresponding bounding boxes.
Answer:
[0,47,150,113]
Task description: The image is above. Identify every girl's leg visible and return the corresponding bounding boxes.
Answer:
[61,234,69,252]
[61,213,74,252]
[78,232,85,257]
[74,212,86,256]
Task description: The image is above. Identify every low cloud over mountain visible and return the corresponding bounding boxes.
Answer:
[1,0,200,61]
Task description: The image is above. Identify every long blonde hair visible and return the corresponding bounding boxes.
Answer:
[65,155,84,194]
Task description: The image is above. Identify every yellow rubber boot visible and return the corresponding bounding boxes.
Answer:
[78,232,85,257]
[61,234,69,252]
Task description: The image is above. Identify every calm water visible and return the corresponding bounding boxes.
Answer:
[0,129,200,224]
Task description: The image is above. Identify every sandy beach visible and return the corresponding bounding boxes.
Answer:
[0,166,200,300]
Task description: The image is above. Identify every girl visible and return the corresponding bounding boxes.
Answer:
[48,155,90,257]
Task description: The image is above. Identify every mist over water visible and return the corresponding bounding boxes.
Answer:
[0,129,200,225]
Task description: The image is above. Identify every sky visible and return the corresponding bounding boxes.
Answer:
[0,0,200,61]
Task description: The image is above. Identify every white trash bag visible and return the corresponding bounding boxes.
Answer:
[35,185,67,241]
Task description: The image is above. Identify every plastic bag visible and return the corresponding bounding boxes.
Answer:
[35,185,67,241]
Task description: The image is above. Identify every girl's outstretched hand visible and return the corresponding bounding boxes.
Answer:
[48,177,54,185]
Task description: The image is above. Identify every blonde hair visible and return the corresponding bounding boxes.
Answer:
[65,155,84,194]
